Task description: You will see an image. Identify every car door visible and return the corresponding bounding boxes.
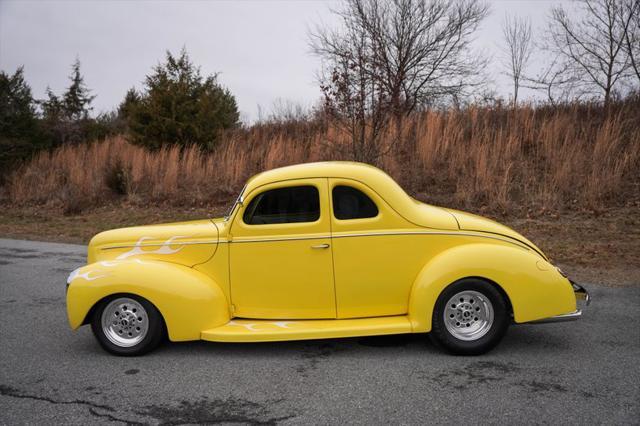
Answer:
[229,178,336,319]
[329,178,436,318]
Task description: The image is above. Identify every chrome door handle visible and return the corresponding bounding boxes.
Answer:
[311,243,330,249]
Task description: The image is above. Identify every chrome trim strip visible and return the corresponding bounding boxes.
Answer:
[229,235,331,244]
[101,240,219,250]
[221,230,529,250]
[524,310,582,324]
[102,231,530,249]
[334,231,530,251]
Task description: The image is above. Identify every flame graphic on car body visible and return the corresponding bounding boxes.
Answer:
[115,236,187,260]
[227,321,295,332]
[67,268,108,283]
[228,321,260,331]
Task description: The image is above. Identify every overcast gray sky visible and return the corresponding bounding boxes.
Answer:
[0,0,571,121]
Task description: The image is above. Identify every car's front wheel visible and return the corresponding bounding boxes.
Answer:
[430,278,509,355]
[91,294,164,356]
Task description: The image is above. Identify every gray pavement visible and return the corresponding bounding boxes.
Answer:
[0,237,638,425]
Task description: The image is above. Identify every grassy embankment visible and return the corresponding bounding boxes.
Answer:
[2,100,639,285]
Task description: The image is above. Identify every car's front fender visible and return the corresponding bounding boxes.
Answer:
[408,243,576,332]
[66,259,229,341]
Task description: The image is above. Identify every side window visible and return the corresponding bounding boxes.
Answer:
[332,185,378,220]
[243,186,320,225]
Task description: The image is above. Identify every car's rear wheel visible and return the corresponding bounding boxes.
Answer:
[91,294,164,356]
[430,278,509,355]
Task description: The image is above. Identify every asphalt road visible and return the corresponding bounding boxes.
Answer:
[0,238,638,425]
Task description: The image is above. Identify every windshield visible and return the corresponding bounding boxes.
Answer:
[224,185,246,221]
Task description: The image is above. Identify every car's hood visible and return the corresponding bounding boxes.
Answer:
[88,219,219,265]
[446,209,547,259]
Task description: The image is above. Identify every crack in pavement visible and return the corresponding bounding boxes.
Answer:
[88,407,145,425]
[0,384,139,424]
[0,384,295,425]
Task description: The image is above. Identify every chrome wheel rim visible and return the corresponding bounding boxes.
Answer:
[444,290,494,341]
[101,298,148,347]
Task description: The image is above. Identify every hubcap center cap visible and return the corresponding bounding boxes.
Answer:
[101,298,149,348]
[444,290,495,341]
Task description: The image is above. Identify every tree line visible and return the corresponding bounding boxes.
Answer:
[0,49,239,178]
[1,0,638,174]
[310,0,640,162]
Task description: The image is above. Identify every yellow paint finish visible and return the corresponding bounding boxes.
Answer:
[193,237,232,305]
[228,178,336,319]
[67,161,582,345]
[328,177,447,318]
[408,243,576,332]
[201,316,411,342]
[88,219,218,266]
[66,259,229,341]
[446,208,546,259]
[332,234,462,318]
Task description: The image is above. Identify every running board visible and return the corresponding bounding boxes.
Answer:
[201,316,412,343]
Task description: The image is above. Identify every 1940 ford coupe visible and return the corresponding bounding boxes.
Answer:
[66,162,589,356]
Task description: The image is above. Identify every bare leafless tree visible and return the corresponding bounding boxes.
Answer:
[311,15,391,162]
[501,14,533,105]
[621,0,640,83]
[522,58,586,106]
[548,0,638,106]
[309,0,489,161]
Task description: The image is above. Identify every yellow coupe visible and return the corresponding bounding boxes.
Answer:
[66,162,589,356]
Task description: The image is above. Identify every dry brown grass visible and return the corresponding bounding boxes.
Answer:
[1,204,637,287]
[4,99,640,216]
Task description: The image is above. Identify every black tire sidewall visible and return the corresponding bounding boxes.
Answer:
[91,294,164,356]
[431,278,509,355]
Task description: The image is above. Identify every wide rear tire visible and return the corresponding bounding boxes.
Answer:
[430,278,509,355]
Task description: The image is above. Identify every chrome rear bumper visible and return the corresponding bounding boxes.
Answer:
[524,281,590,325]
[572,281,590,305]
[526,309,582,324]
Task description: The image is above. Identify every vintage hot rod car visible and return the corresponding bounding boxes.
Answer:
[66,162,589,356]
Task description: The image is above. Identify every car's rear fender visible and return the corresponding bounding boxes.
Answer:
[408,243,576,332]
[66,259,229,341]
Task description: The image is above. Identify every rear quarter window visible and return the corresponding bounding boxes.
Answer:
[332,185,378,220]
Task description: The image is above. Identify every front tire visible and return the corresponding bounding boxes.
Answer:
[430,278,509,355]
[91,294,164,356]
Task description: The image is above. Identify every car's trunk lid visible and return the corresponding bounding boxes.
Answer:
[446,209,547,259]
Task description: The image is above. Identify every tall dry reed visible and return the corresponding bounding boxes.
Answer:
[5,99,640,215]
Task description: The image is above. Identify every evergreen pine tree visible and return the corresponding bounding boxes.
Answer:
[63,58,95,121]
[39,58,97,145]
[0,67,42,177]
[126,48,240,150]
[0,67,38,140]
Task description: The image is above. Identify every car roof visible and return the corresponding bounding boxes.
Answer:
[243,161,459,230]
[246,161,393,190]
